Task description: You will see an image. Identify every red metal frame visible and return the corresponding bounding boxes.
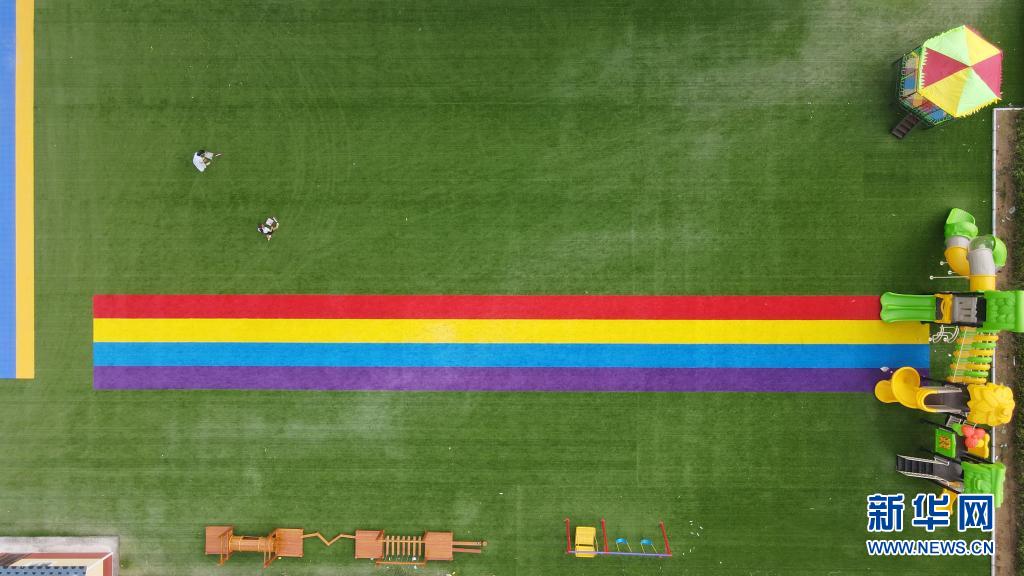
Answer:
[564,518,571,554]
[600,518,608,553]
[659,521,671,556]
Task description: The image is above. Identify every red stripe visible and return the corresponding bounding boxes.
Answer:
[93,295,881,320]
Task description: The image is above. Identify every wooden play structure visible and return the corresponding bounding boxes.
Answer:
[564,518,672,558]
[347,529,486,565]
[205,526,304,568]
[205,525,486,567]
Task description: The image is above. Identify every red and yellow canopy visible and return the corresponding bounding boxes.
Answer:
[919,25,1002,117]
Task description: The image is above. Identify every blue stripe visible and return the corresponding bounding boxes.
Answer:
[93,342,930,369]
[0,2,16,378]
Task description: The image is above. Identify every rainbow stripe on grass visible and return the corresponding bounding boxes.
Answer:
[93,295,929,392]
[0,0,34,379]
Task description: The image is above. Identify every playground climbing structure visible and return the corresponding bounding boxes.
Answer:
[204,525,486,568]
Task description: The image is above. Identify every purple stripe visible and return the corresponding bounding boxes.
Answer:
[93,366,904,392]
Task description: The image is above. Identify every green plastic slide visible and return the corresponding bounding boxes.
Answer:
[944,208,979,240]
[880,292,937,323]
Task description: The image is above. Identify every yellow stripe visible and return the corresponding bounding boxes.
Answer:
[93,318,929,345]
[14,0,33,378]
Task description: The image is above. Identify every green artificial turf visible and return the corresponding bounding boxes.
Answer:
[1,0,1021,574]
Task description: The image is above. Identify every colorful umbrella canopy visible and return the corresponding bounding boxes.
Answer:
[918,25,1002,117]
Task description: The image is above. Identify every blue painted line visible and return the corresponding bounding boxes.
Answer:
[0,2,17,378]
[93,342,930,369]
